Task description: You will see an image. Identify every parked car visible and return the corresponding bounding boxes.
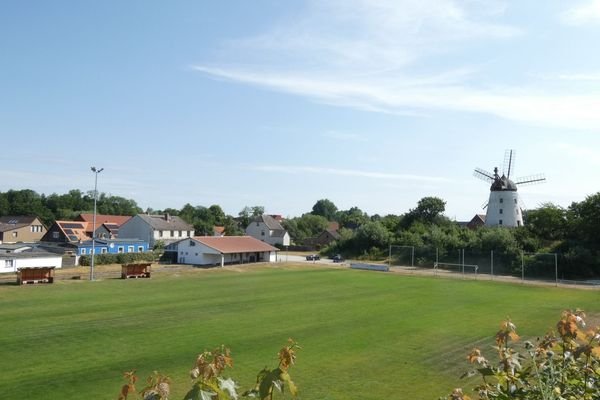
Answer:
[332,254,344,263]
[306,254,320,261]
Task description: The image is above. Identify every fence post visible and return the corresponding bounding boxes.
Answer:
[388,244,391,270]
[411,247,414,268]
[462,249,465,277]
[491,250,494,280]
[555,253,558,287]
[521,252,524,283]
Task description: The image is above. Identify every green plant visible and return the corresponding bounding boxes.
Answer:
[444,310,600,399]
[117,340,300,400]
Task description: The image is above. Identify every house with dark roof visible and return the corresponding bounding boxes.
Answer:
[245,214,290,247]
[166,236,279,267]
[118,213,194,247]
[0,216,46,244]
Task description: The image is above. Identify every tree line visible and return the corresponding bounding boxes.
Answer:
[1,189,599,278]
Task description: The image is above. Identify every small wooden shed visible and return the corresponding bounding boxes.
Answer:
[17,267,55,285]
[121,263,151,279]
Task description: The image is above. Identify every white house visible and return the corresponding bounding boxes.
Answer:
[245,215,290,247]
[0,251,62,274]
[166,236,279,267]
[118,214,194,248]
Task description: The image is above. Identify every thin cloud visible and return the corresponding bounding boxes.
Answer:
[561,0,600,26]
[195,66,600,130]
[251,164,453,183]
[193,1,600,131]
[558,72,600,81]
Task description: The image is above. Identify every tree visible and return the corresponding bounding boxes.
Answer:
[525,202,567,241]
[311,199,338,221]
[337,207,369,229]
[412,196,446,223]
[354,221,390,250]
[568,192,600,249]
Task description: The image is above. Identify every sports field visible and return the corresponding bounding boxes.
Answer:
[0,264,597,399]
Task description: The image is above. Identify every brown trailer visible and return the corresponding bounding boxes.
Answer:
[17,267,55,285]
[121,263,151,279]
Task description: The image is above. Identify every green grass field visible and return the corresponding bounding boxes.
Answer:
[0,265,598,399]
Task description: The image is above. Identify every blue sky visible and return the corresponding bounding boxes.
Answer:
[2,1,600,220]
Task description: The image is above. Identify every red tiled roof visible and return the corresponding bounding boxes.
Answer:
[192,236,279,254]
[76,214,132,227]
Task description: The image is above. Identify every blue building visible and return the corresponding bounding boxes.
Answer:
[70,238,149,256]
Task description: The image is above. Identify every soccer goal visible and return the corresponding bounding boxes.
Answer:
[388,245,415,268]
[433,262,479,276]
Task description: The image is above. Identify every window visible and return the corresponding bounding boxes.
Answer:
[127,246,134,253]
[81,248,86,255]
[52,231,59,239]
[195,253,198,256]
[159,230,163,238]
[499,209,503,214]
[138,246,144,252]
[12,232,17,238]
[261,231,265,236]
[5,260,14,268]
[499,198,504,203]
[170,230,174,237]
[30,225,42,233]
[514,199,517,204]
[178,230,182,237]
[101,248,108,254]
[190,240,195,246]
[499,219,503,225]
[118,246,124,253]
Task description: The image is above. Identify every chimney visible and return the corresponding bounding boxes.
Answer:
[164,213,170,222]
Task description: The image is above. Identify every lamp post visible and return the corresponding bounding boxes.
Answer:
[90,166,104,281]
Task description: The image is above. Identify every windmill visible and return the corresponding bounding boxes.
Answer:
[474,150,546,227]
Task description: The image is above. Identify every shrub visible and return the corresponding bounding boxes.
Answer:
[443,310,600,399]
[79,251,158,266]
[118,339,300,400]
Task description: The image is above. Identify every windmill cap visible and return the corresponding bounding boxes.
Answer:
[491,175,517,191]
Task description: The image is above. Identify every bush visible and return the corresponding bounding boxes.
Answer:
[79,251,158,266]
[118,339,300,400]
[443,310,600,399]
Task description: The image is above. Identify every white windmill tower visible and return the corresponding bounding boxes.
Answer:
[474,150,546,227]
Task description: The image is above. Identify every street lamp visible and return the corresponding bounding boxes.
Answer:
[90,166,104,281]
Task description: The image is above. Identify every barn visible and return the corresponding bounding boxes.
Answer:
[166,236,279,267]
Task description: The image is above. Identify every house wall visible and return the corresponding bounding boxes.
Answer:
[245,223,290,246]
[95,226,112,239]
[1,218,47,243]
[245,221,268,241]
[119,216,154,246]
[41,223,69,243]
[0,255,62,273]
[76,241,149,256]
